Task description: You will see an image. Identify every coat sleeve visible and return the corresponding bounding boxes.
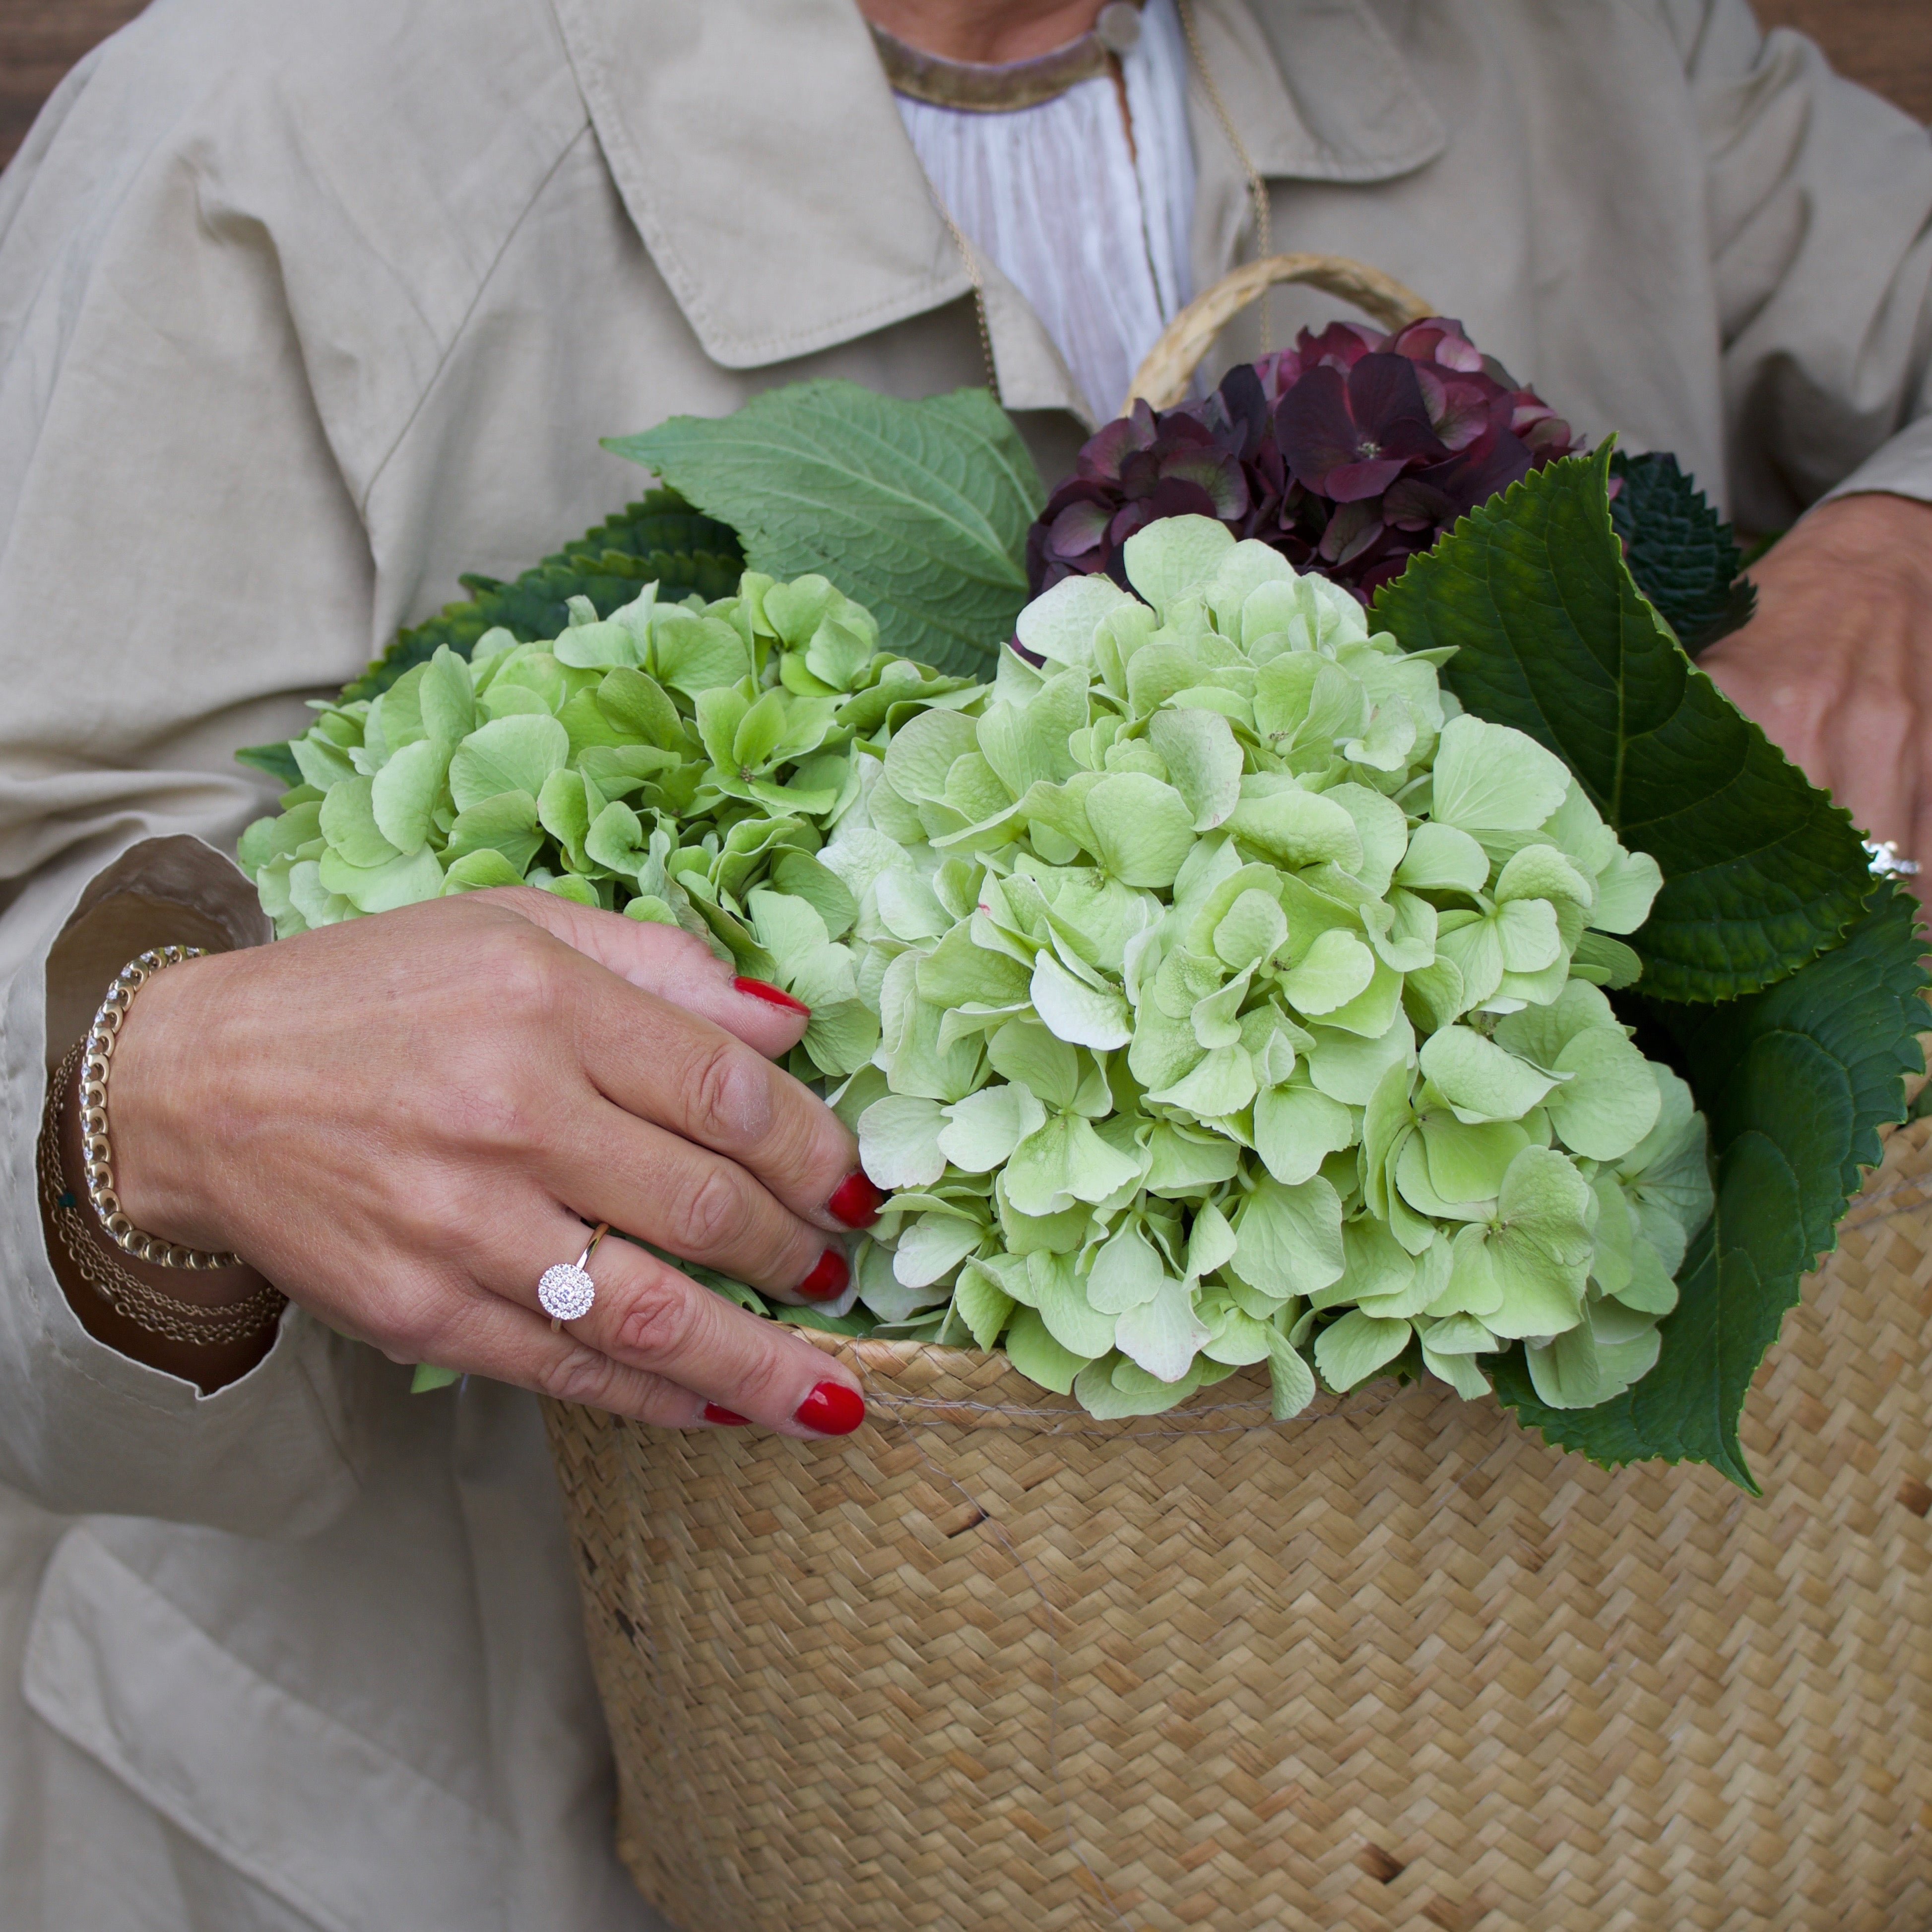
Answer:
[1664,0,1932,531]
[0,43,386,1533]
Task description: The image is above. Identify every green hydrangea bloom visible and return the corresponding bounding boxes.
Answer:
[240,516,1711,1420]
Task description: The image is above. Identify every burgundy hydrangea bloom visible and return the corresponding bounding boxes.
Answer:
[1025,318,1585,603]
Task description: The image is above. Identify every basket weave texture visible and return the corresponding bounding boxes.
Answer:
[545,1121,1932,1932]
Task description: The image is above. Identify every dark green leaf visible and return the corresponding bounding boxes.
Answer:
[607,382,1045,678]
[236,491,742,779]
[236,739,303,786]
[346,491,743,702]
[1494,884,1928,1489]
[1608,450,1755,656]
[1374,448,1871,1003]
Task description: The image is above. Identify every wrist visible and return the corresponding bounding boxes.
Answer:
[1775,493,1932,593]
[42,1042,283,1391]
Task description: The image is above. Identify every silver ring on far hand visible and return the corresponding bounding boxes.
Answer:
[538,1223,609,1329]
[1865,838,1921,879]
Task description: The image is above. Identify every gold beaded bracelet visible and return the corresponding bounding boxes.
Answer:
[40,1041,286,1347]
[79,947,243,1270]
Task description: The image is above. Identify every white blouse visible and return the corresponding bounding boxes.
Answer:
[893,0,1197,422]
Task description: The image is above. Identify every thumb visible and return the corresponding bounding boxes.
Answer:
[483,887,815,1059]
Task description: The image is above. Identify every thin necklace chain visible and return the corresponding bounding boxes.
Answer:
[1176,0,1272,352]
[930,196,1002,400]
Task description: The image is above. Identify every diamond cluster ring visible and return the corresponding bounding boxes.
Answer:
[539,1223,610,1330]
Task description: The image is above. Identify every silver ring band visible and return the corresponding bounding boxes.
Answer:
[1865,838,1921,880]
[539,1222,609,1329]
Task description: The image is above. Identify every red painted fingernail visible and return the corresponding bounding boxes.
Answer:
[733,975,810,1016]
[796,1247,849,1302]
[794,1380,865,1435]
[702,1404,751,1426]
[827,1169,882,1229]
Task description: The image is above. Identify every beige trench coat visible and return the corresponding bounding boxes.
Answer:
[1,0,1929,1925]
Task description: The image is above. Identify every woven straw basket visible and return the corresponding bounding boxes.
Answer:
[545,1119,1932,1932]
[545,260,1932,1928]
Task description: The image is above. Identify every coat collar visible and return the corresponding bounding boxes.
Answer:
[1195,0,1445,185]
[548,0,1445,376]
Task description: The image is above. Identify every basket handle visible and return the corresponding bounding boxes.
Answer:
[1126,253,1434,411]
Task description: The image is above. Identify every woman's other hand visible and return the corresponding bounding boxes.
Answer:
[1701,492,1932,875]
[97,889,875,1435]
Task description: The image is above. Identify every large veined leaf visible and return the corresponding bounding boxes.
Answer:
[1375,448,1871,1003]
[1609,450,1755,657]
[1493,883,1928,1489]
[607,382,1045,678]
[237,492,743,784]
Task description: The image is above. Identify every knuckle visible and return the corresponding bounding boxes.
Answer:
[719,1338,789,1415]
[612,1267,702,1363]
[469,920,562,1019]
[757,1066,853,1199]
[669,1166,751,1258]
[435,1210,508,1282]
[377,1280,463,1362]
[687,1039,770,1146]
[417,938,574,1159]
[438,1074,546,1160]
[534,1343,622,1409]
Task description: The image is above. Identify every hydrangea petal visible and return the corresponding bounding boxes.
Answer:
[1262,1327,1318,1419]
[1395,821,1491,894]
[448,713,569,814]
[1115,1274,1213,1382]
[1084,773,1197,887]
[1017,571,1134,668]
[1121,514,1236,616]
[1030,952,1131,1049]
[1315,1309,1412,1391]
[1149,708,1243,830]
[1418,1025,1563,1124]
[1282,928,1376,1016]
[894,1213,985,1288]
[370,739,444,855]
[938,1083,1047,1173]
[1002,1307,1089,1394]
[1233,1176,1346,1297]
[1546,1028,1663,1160]
[1429,714,1572,833]
[1254,1081,1356,1185]
[1028,1252,1120,1357]
[1226,777,1364,872]
[858,1093,949,1190]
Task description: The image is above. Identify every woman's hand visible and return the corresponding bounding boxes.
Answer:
[1700,492,1932,873]
[100,888,876,1435]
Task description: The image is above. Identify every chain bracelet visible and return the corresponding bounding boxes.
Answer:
[40,1043,286,1347]
[80,947,242,1269]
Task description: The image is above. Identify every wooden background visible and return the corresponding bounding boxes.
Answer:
[2,0,1929,171]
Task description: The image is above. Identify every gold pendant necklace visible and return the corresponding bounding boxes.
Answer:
[870,2,1145,113]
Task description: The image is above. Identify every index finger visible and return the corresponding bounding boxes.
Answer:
[563,951,878,1232]
[479,887,818,1059]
